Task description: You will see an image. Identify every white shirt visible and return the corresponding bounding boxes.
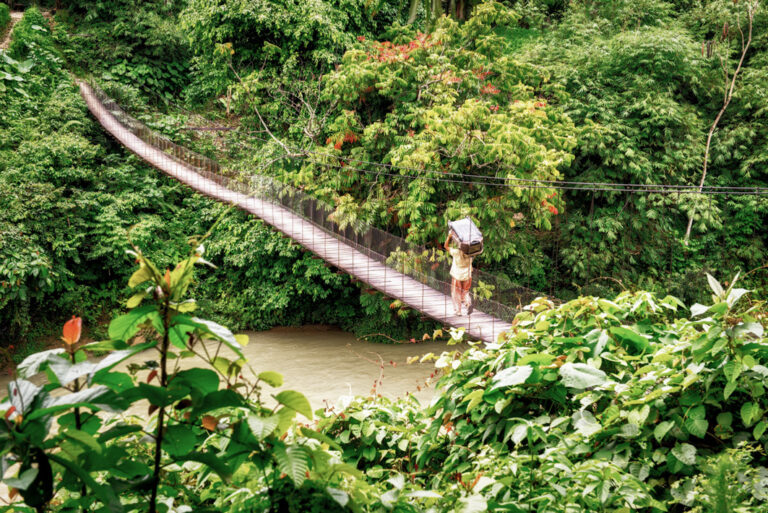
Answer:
[449,247,472,281]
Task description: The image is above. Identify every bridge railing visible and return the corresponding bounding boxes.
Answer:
[90,83,549,324]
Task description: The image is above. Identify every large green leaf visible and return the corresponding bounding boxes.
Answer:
[4,468,38,491]
[671,443,696,465]
[258,371,284,388]
[128,264,154,287]
[609,326,650,353]
[247,414,280,441]
[559,363,607,389]
[173,451,232,481]
[491,365,533,389]
[684,417,708,439]
[299,427,343,451]
[273,444,310,487]
[654,420,674,443]
[164,425,198,457]
[463,389,484,412]
[741,402,759,427]
[108,305,159,341]
[48,453,123,511]
[122,383,189,408]
[173,368,219,396]
[572,410,601,437]
[723,360,742,383]
[16,349,66,378]
[275,390,312,419]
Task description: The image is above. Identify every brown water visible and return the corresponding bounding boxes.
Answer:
[5,326,453,412]
[214,326,446,408]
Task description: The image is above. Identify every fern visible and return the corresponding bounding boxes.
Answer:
[274,445,310,488]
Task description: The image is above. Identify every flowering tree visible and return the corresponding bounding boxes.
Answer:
[292,2,576,262]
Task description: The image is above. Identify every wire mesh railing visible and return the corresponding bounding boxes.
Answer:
[85,81,553,328]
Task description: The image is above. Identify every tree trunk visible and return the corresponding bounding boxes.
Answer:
[407,0,420,24]
[684,4,755,245]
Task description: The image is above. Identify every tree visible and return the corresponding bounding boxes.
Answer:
[278,2,576,262]
[684,0,759,244]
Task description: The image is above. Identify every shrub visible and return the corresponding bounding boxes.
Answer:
[0,3,10,35]
[8,7,55,59]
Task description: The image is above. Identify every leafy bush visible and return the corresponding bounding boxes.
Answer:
[7,7,55,59]
[262,1,575,265]
[3,236,768,512]
[0,245,368,512]
[54,0,191,97]
[0,4,10,34]
[180,0,403,101]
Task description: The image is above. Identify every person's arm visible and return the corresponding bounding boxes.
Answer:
[443,232,453,250]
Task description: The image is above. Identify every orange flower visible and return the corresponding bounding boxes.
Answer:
[62,316,82,345]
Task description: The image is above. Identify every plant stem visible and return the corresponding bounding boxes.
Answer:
[148,296,171,513]
[684,3,755,245]
[69,349,87,508]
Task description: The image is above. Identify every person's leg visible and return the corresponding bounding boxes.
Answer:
[462,278,473,314]
[451,278,462,315]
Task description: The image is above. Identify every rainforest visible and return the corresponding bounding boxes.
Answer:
[0,0,767,511]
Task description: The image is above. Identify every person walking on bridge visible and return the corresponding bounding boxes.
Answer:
[444,231,474,316]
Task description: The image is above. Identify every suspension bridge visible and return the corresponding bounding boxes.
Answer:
[77,81,549,344]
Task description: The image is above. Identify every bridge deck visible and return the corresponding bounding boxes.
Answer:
[79,82,512,343]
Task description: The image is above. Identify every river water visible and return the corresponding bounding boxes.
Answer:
[5,326,456,413]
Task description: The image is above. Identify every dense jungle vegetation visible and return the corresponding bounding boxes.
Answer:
[1,0,768,512]
[2,0,768,344]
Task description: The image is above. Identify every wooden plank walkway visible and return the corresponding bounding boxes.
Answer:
[79,82,513,343]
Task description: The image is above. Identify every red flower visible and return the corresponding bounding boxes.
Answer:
[407,129,415,137]
[334,140,343,150]
[541,200,548,207]
[325,137,332,145]
[534,101,546,108]
[357,35,366,42]
[62,316,82,345]
[480,83,500,95]
[489,105,499,113]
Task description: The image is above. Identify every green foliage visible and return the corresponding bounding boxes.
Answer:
[311,275,768,511]
[4,241,768,512]
[0,4,10,35]
[0,14,427,345]
[0,244,373,512]
[7,7,54,59]
[180,0,403,101]
[270,1,575,264]
[54,0,191,97]
[501,0,768,300]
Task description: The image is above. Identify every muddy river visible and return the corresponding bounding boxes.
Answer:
[5,326,458,412]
